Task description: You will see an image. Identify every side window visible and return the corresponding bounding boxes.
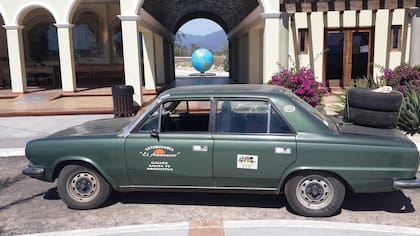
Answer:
[270,109,292,134]
[215,100,292,134]
[216,100,269,133]
[139,100,211,133]
[138,106,160,131]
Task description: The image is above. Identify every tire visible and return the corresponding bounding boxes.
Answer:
[345,106,400,128]
[347,88,403,112]
[285,173,345,217]
[57,165,111,210]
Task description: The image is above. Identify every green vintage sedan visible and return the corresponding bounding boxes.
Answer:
[23,85,420,216]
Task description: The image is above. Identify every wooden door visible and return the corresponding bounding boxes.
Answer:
[325,28,373,87]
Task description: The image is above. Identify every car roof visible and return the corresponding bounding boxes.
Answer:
[159,84,292,99]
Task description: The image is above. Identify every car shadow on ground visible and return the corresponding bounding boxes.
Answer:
[342,191,415,213]
[41,187,415,214]
[110,191,287,209]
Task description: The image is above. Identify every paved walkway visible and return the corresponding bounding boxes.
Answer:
[19,220,420,236]
[0,87,156,117]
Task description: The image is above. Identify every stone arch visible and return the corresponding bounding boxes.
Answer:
[174,12,229,34]
[14,2,59,25]
[134,0,267,16]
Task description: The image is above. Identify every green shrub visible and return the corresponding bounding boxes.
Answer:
[398,81,420,135]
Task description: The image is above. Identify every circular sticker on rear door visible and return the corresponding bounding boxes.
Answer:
[284,105,296,113]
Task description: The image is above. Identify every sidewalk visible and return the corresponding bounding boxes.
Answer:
[20,220,420,236]
[0,115,113,156]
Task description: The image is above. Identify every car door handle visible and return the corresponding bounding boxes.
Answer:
[192,145,208,152]
[275,147,292,154]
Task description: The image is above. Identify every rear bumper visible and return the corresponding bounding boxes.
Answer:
[22,166,45,178]
[393,178,420,189]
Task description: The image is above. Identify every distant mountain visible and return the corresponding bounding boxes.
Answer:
[176,30,227,52]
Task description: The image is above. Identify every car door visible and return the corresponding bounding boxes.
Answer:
[124,99,214,187]
[212,99,297,189]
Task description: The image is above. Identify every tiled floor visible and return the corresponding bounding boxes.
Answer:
[0,87,156,117]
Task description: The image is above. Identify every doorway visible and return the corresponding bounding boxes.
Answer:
[325,29,373,88]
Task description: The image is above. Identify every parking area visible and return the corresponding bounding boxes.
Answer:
[1,156,420,235]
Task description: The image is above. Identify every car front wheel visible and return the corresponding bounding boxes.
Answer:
[57,164,111,210]
[285,173,345,217]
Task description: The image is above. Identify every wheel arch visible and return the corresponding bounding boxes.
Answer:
[278,168,355,194]
[52,157,117,189]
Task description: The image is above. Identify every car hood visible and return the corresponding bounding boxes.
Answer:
[48,117,136,137]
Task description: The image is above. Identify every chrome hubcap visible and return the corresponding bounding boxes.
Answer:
[68,172,99,202]
[296,175,334,210]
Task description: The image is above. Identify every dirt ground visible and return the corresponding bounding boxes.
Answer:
[1,156,420,235]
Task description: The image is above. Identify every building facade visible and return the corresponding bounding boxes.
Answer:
[0,0,419,104]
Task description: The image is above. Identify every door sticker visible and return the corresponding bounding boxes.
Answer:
[284,105,296,113]
[147,161,174,171]
[237,154,258,170]
[140,145,180,158]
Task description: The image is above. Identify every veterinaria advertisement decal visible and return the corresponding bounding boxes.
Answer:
[140,145,180,158]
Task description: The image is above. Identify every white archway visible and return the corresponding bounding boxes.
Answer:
[64,0,81,24]
[133,0,146,16]
[0,4,9,24]
[14,2,59,25]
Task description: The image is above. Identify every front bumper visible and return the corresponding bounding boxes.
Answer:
[22,166,45,178]
[393,178,420,189]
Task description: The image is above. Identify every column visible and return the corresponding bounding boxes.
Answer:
[238,35,249,83]
[119,16,143,105]
[154,34,165,85]
[142,31,156,90]
[248,29,262,84]
[262,12,289,84]
[3,26,26,93]
[55,24,76,92]
[410,8,420,66]
[373,9,390,77]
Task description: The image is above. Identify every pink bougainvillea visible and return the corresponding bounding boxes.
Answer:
[272,67,326,107]
[381,64,420,92]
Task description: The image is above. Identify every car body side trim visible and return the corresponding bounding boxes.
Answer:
[118,185,278,193]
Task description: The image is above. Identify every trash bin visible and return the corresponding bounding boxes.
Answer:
[112,85,134,118]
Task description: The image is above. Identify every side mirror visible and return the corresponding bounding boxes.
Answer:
[150,129,160,141]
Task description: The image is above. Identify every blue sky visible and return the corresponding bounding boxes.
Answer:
[178,18,223,36]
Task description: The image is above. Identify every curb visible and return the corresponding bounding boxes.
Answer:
[17,220,420,236]
[19,222,190,236]
[0,148,25,157]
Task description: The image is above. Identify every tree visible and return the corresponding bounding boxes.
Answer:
[222,41,229,72]
[190,43,200,54]
[174,31,188,56]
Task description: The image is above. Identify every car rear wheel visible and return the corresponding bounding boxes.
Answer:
[285,173,345,217]
[57,165,111,210]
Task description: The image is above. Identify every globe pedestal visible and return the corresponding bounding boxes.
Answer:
[189,72,216,76]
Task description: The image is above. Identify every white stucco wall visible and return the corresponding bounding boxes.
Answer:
[290,9,412,85]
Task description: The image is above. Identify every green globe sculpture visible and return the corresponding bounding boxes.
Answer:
[191,48,214,73]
